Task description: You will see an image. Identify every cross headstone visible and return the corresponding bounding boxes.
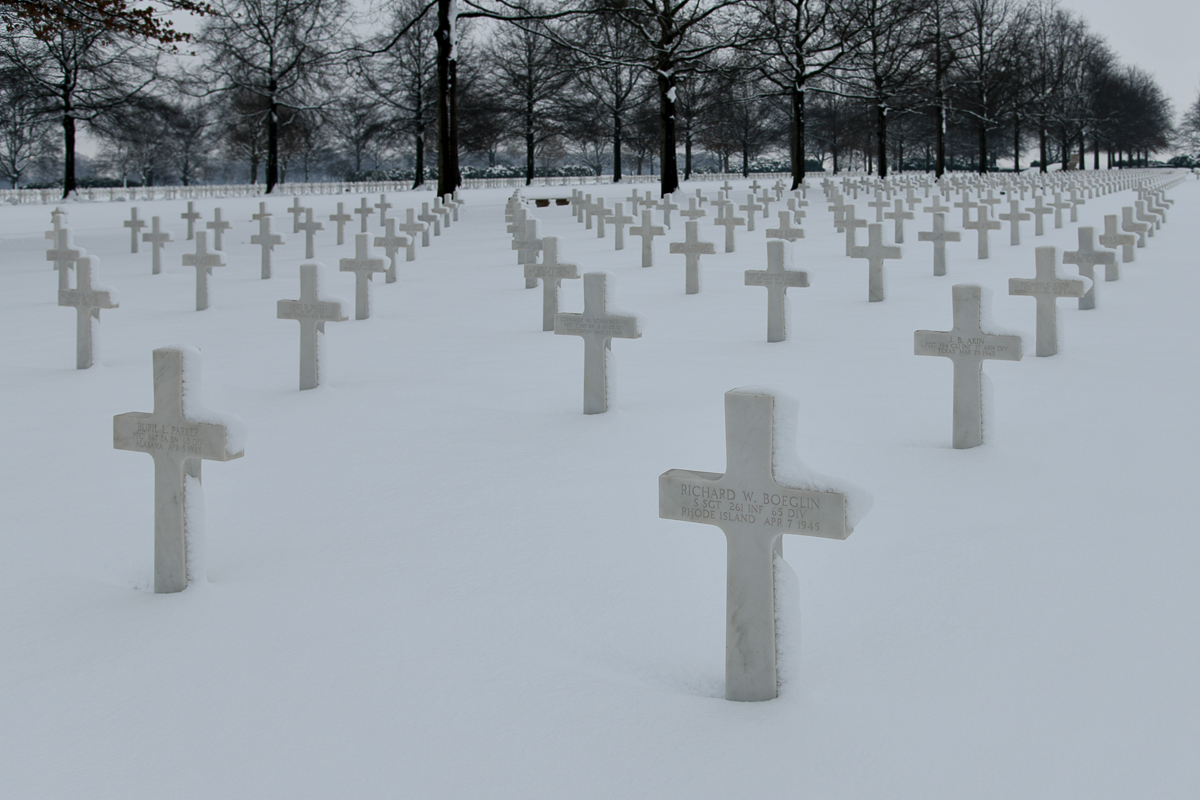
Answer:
[1099,214,1135,263]
[745,240,809,342]
[713,204,746,253]
[277,262,349,390]
[594,197,612,238]
[375,193,392,226]
[553,272,641,415]
[512,216,543,270]
[1121,206,1148,248]
[628,209,666,268]
[954,195,977,228]
[680,197,707,222]
[524,236,580,331]
[962,203,1001,259]
[1008,246,1087,357]
[625,189,641,217]
[418,202,441,238]
[297,209,324,260]
[659,193,679,227]
[1050,192,1071,229]
[205,207,232,252]
[251,213,283,279]
[884,199,914,243]
[926,193,950,216]
[842,205,868,256]
[113,346,245,594]
[765,210,804,243]
[669,220,716,294]
[374,217,409,283]
[658,388,864,701]
[394,208,425,261]
[339,233,386,320]
[354,197,373,233]
[433,197,452,230]
[917,212,960,277]
[739,193,763,232]
[1062,226,1116,309]
[181,201,201,241]
[45,226,83,292]
[288,197,306,233]
[124,207,147,253]
[142,217,172,275]
[252,202,270,223]
[914,284,1021,449]
[58,255,117,369]
[329,202,353,246]
[998,199,1030,246]
[849,223,902,302]
[611,202,634,251]
[181,231,226,311]
[1026,195,1052,236]
[868,191,889,222]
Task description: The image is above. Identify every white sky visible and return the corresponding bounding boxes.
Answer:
[1059,0,1200,120]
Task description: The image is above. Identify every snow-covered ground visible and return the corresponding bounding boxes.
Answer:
[1,176,1197,798]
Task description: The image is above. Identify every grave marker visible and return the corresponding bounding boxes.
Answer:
[998,199,1030,246]
[124,207,146,253]
[765,211,804,242]
[374,217,408,283]
[1008,247,1087,357]
[962,203,1000,259]
[181,231,226,310]
[113,346,245,594]
[1027,195,1052,236]
[142,217,172,275]
[628,210,666,267]
[297,209,324,259]
[713,204,746,253]
[849,223,902,302]
[658,388,865,701]
[669,220,716,294]
[58,255,117,369]
[181,201,201,240]
[524,236,579,331]
[277,262,348,390]
[746,241,809,342]
[205,207,232,252]
[917,212,960,277]
[394,209,425,261]
[339,233,386,320]
[288,197,306,233]
[329,202,353,245]
[251,213,283,279]
[354,197,373,232]
[375,193,392,225]
[553,272,641,414]
[1062,226,1115,309]
[914,284,1021,449]
[1098,214,1135,263]
[46,226,83,291]
[611,203,634,251]
[884,199,913,243]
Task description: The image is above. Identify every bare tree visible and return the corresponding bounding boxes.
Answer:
[0,68,54,187]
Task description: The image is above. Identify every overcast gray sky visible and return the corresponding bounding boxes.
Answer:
[1060,0,1200,120]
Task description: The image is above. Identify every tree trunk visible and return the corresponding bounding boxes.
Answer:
[524,121,534,186]
[613,112,622,183]
[266,86,279,193]
[413,127,425,189]
[657,69,678,196]
[61,97,76,198]
[1012,115,1020,172]
[435,0,461,197]
[875,101,888,178]
[684,129,692,180]
[1038,120,1047,173]
[978,122,987,174]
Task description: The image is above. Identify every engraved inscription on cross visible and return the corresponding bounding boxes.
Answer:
[553,272,641,415]
[746,240,808,342]
[659,388,863,702]
[278,262,348,390]
[114,347,244,594]
[915,284,1021,449]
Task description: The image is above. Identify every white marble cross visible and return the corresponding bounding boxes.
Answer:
[58,255,117,369]
[658,388,864,701]
[1026,195,1052,236]
[746,240,809,342]
[142,217,172,275]
[884,199,913,243]
[251,213,283,279]
[628,210,665,268]
[46,226,83,291]
[953,195,977,228]
[925,193,950,216]
[339,233,386,320]
[1099,214,1135,263]
[1009,246,1087,357]
[713,204,746,253]
[512,216,543,266]
[375,193,392,225]
[659,193,679,227]
[850,223,902,302]
[182,231,226,311]
[394,209,425,261]
[914,284,1021,449]
[669,220,716,294]
[739,194,763,231]
[594,197,612,238]
[433,197,452,229]
[418,202,441,238]
[1050,192,1071,229]
[625,189,641,217]
[998,199,1030,246]
[680,196,706,221]
[252,202,270,223]
[962,203,1001,259]
[181,201,201,240]
[329,202,353,246]
[354,197,373,233]
[765,210,804,242]
[374,217,408,283]
[553,272,641,414]
[868,191,889,222]
[1135,200,1158,236]
[297,209,324,259]
[524,236,579,330]
[842,205,868,256]
[917,212,960,277]
[113,346,245,594]
[611,203,634,251]
[288,197,306,233]
[1062,226,1116,309]
[1121,206,1148,248]
[124,206,146,253]
[277,262,348,390]
[205,207,232,252]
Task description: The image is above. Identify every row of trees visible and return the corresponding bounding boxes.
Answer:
[0,0,1182,197]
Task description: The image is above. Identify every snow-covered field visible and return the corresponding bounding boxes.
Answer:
[2,175,1197,798]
